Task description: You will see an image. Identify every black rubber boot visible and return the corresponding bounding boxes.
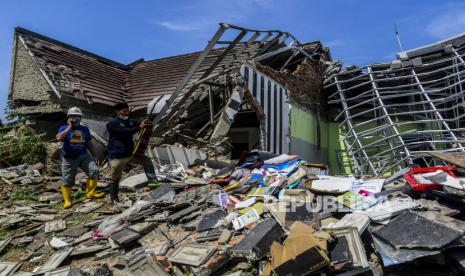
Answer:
[110,181,120,203]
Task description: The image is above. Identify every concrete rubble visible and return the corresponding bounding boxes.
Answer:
[5,22,465,276]
[0,150,465,275]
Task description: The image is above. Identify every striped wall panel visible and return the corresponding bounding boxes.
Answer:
[240,64,290,154]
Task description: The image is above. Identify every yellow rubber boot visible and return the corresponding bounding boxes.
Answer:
[61,185,72,209]
[87,179,105,199]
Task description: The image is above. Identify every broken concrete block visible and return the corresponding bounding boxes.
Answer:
[218,229,232,245]
[120,173,148,191]
[44,266,71,276]
[194,229,224,243]
[167,204,202,222]
[373,235,439,267]
[195,250,232,276]
[148,183,175,204]
[144,241,170,256]
[75,202,103,214]
[329,236,351,269]
[63,226,89,238]
[0,261,21,276]
[31,214,56,222]
[0,237,12,254]
[128,222,156,234]
[70,243,110,256]
[232,218,284,261]
[373,211,463,250]
[45,219,66,234]
[11,236,33,246]
[111,229,140,246]
[37,247,73,273]
[72,231,92,245]
[267,201,315,229]
[125,256,169,276]
[196,209,227,232]
[147,145,207,168]
[331,227,369,268]
[168,243,216,267]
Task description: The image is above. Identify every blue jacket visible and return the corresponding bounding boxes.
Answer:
[106,117,140,159]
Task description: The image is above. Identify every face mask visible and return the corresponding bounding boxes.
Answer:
[118,115,129,120]
[71,118,81,127]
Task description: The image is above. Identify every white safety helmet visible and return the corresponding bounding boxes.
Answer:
[67,107,82,117]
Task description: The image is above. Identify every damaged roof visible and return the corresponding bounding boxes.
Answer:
[13,25,328,113]
[13,27,228,111]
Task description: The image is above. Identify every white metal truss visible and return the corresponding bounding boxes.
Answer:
[326,41,465,176]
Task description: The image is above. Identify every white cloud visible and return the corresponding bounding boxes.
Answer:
[156,0,276,32]
[325,39,345,48]
[159,21,204,32]
[427,8,465,39]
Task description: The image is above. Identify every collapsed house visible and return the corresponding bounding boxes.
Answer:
[8,24,332,164]
[326,33,465,176]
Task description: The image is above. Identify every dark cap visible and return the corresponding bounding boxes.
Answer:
[114,102,129,111]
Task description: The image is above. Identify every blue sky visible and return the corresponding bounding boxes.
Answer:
[1,0,465,119]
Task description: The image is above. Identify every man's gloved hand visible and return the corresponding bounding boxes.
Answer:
[140,119,153,129]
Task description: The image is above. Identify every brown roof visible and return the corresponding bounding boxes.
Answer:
[14,27,224,111]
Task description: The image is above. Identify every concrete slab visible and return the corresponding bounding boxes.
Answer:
[0,261,21,276]
[120,173,148,191]
[37,248,73,273]
[45,219,66,234]
[232,218,284,261]
[168,243,216,267]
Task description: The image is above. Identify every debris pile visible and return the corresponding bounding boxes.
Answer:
[3,151,465,275]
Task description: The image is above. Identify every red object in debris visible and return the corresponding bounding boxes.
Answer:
[403,166,457,191]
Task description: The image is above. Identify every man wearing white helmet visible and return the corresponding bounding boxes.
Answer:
[55,107,104,209]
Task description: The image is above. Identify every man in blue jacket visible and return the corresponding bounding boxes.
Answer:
[56,107,104,209]
[107,102,157,203]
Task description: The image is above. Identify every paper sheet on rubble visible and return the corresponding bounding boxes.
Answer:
[421,170,464,190]
[235,197,256,209]
[232,208,260,230]
[310,176,352,193]
[351,178,384,194]
[361,197,417,223]
[263,154,299,165]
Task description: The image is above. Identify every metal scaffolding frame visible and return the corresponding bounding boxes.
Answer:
[152,23,319,136]
[326,39,465,176]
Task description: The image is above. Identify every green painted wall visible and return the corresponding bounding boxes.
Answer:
[290,106,328,148]
[289,105,330,164]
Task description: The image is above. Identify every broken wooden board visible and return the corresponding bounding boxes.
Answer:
[128,222,156,234]
[125,256,169,276]
[0,237,12,254]
[62,226,88,238]
[44,219,66,234]
[72,231,92,245]
[70,243,110,257]
[36,248,73,273]
[75,202,103,214]
[429,152,465,169]
[111,229,140,246]
[43,266,71,276]
[31,214,56,222]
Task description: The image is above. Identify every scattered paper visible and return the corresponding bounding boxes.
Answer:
[235,197,256,209]
[232,208,260,230]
